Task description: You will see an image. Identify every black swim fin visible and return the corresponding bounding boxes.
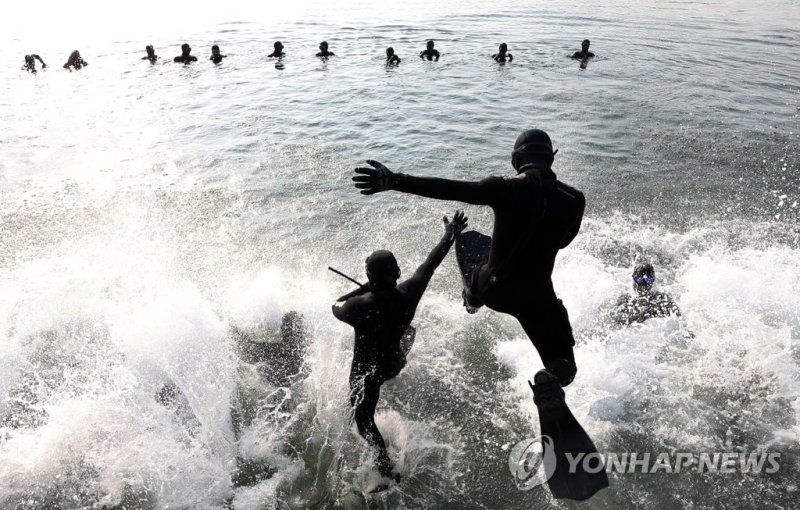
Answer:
[531,370,609,501]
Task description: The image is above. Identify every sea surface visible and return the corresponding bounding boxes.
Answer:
[1,0,799,508]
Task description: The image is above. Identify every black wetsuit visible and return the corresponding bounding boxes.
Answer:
[211,54,226,64]
[572,50,595,60]
[174,55,198,64]
[332,231,455,476]
[420,49,440,61]
[493,53,513,62]
[390,166,585,385]
[610,291,680,326]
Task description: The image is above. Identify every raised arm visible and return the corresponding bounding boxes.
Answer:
[353,160,506,206]
[398,211,467,301]
[32,55,47,68]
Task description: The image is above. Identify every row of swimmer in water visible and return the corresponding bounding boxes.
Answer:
[22,39,597,73]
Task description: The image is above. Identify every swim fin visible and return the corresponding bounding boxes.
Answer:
[531,370,609,501]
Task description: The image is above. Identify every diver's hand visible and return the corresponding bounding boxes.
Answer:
[443,210,468,238]
[353,160,396,195]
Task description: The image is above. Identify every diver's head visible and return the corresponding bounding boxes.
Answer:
[145,45,155,56]
[498,42,508,53]
[632,263,656,293]
[319,41,328,52]
[511,129,557,172]
[427,40,435,50]
[365,250,400,290]
[274,41,283,51]
[24,54,33,65]
[70,50,81,59]
[386,47,395,57]
[582,39,591,52]
[181,43,191,55]
[211,44,220,55]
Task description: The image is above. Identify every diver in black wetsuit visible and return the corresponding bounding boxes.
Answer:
[63,50,88,70]
[492,43,513,62]
[571,39,595,60]
[210,45,226,64]
[332,211,468,479]
[353,129,584,388]
[316,41,335,59]
[419,40,440,61]
[231,311,310,387]
[268,41,285,58]
[385,47,401,65]
[610,263,682,326]
[173,43,197,64]
[142,45,159,63]
[22,54,47,73]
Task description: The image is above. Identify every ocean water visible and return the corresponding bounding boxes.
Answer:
[1,0,799,508]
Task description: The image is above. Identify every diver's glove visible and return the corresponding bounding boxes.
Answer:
[443,210,468,240]
[353,160,397,195]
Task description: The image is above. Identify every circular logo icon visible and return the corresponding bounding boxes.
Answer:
[508,435,556,491]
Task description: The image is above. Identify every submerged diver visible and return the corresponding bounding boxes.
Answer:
[142,45,159,63]
[231,311,310,387]
[22,54,47,73]
[316,41,335,59]
[173,43,198,64]
[333,211,468,480]
[419,40,440,61]
[571,39,595,61]
[63,50,88,70]
[610,263,682,326]
[492,43,513,62]
[210,45,227,64]
[268,41,285,58]
[385,47,401,65]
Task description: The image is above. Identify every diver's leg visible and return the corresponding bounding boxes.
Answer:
[518,301,609,499]
[516,299,577,387]
[351,376,394,477]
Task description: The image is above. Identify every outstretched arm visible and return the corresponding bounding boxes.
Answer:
[398,211,468,301]
[353,160,505,206]
[33,55,47,67]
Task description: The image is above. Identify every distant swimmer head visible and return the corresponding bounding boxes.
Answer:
[320,41,328,51]
[274,41,283,51]
[511,129,558,172]
[211,44,220,55]
[24,54,33,65]
[145,45,155,56]
[365,250,401,289]
[427,40,435,50]
[498,42,508,53]
[632,263,656,292]
[582,39,591,52]
[181,43,191,55]
[386,47,395,57]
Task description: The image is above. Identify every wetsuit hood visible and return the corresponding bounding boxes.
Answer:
[512,129,557,172]
[366,250,400,288]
